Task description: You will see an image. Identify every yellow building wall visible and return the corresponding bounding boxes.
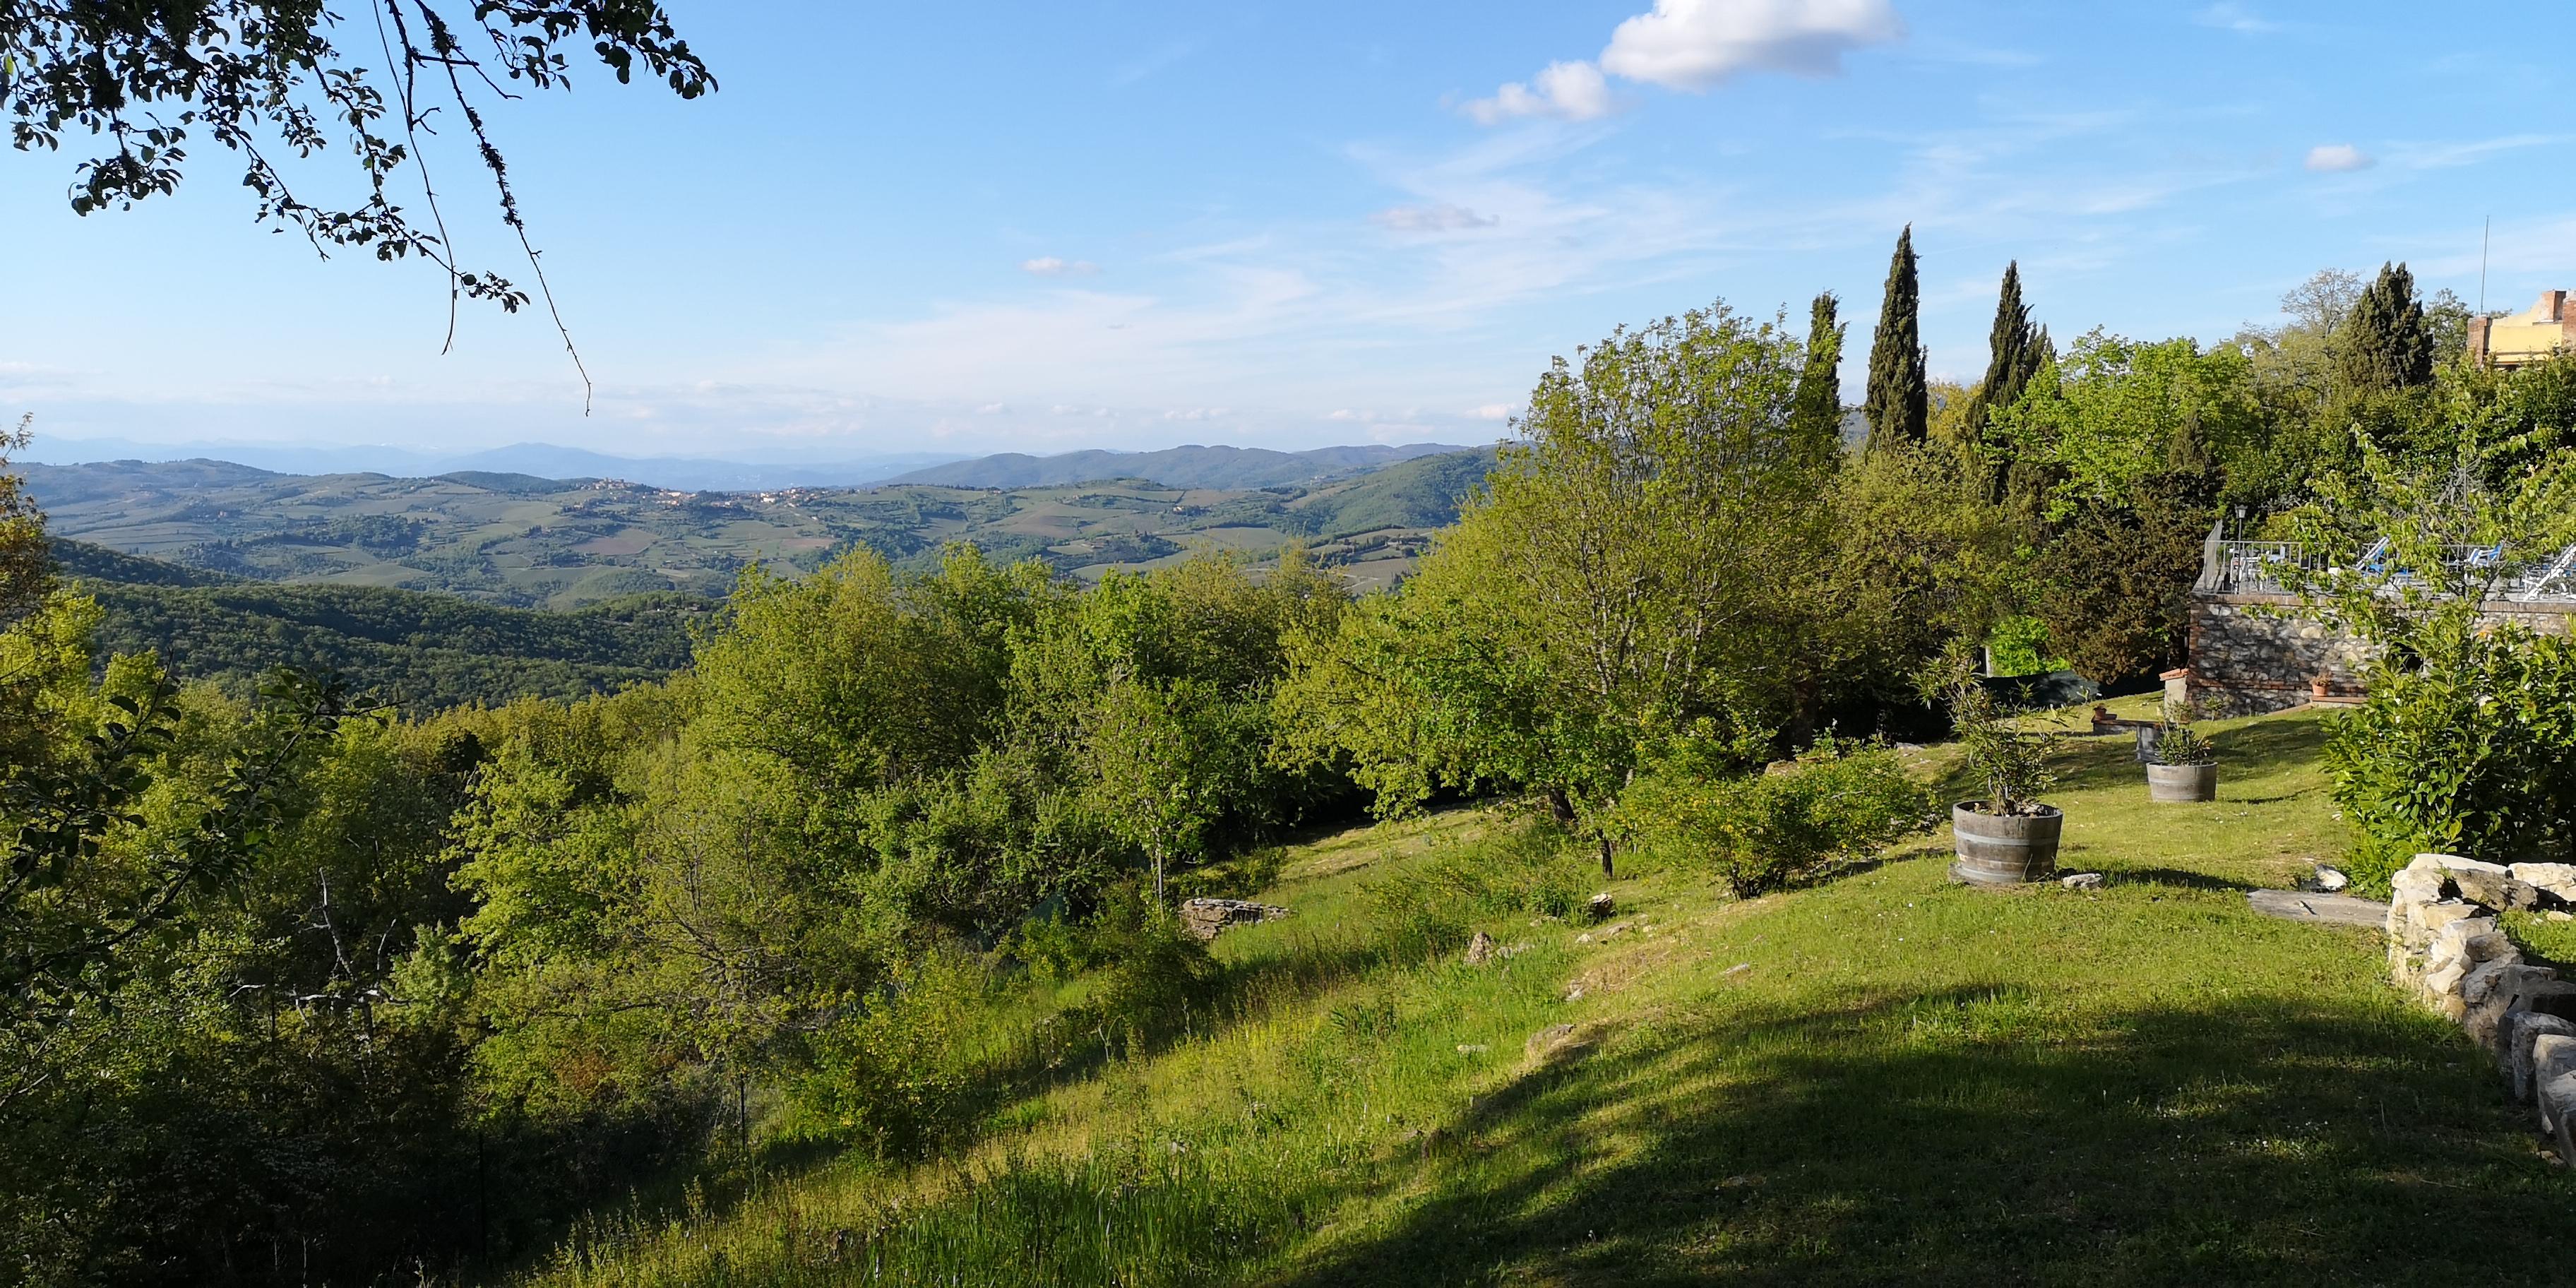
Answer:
[2484,318,2569,363]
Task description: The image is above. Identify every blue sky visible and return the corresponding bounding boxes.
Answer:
[6,0,2573,460]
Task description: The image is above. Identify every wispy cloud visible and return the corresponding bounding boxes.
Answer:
[2304,143,2373,172]
[2383,133,2565,171]
[1021,257,1102,277]
[1109,38,1196,88]
[1369,203,1501,233]
[2194,4,2280,34]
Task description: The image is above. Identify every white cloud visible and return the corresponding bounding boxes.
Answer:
[1601,0,1903,89]
[1020,256,1101,276]
[1467,0,1900,127]
[2303,143,2374,172]
[1463,60,1613,124]
[1161,407,1229,421]
[1471,403,1517,421]
[1370,203,1502,232]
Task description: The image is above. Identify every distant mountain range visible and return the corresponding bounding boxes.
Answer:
[23,446,1500,609]
[23,439,964,492]
[881,443,1476,489]
[25,438,1484,494]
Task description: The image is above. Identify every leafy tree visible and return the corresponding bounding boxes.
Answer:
[0,415,47,628]
[1964,261,2046,436]
[2281,424,2576,882]
[1807,437,2027,724]
[4,1,712,369]
[1995,328,2260,516]
[2425,287,2476,364]
[1083,677,1220,901]
[2280,268,2364,335]
[1864,225,1928,451]
[1277,302,1835,872]
[2339,261,2434,391]
[1794,290,1846,446]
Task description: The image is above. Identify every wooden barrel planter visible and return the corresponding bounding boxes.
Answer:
[1950,802,2063,886]
[2145,763,2218,802]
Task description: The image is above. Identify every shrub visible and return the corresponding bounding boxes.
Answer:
[2150,721,2215,766]
[796,952,991,1159]
[1083,882,1220,1048]
[1616,735,1934,898]
[1947,679,2057,814]
[2326,622,2576,891]
[1363,823,1591,958]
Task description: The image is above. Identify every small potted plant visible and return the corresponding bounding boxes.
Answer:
[1945,676,2063,887]
[2144,717,2217,802]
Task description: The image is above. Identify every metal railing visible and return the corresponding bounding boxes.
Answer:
[2198,530,2576,603]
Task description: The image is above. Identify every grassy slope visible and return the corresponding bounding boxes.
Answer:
[526,703,2576,1286]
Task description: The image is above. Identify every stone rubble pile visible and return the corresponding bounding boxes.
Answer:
[2385,852,2576,1157]
[1177,897,1289,941]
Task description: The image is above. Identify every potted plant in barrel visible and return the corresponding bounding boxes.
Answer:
[2143,715,2217,803]
[1946,677,2064,887]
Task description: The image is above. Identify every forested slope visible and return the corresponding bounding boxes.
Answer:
[54,538,712,708]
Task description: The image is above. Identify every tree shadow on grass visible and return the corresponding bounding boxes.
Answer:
[1270,986,2573,1287]
[2097,866,2264,894]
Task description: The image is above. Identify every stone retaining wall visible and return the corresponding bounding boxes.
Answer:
[2186,595,2576,717]
[2385,852,2576,1159]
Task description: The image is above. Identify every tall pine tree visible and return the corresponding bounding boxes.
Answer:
[1793,291,1846,453]
[1864,225,1928,451]
[2339,261,2433,390]
[1964,261,2043,436]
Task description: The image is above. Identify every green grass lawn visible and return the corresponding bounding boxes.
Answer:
[520,705,2576,1286]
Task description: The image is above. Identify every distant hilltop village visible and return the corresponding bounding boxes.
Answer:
[2469,290,2576,369]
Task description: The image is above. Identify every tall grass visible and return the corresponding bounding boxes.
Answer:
[538,1143,1311,1287]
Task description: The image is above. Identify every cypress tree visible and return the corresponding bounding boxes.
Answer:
[1965,261,2042,436]
[2339,261,2433,390]
[1793,291,1847,455]
[1864,225,1928,451]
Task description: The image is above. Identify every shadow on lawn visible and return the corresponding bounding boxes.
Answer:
[2098,866,2262,893]
[1272,986,2573,1287]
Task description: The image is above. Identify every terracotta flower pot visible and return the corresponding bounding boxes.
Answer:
[1950,801,2063,887]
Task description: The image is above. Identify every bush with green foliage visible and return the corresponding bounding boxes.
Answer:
[1945,677,2058,816]
[1614,734,1933,898]
[1363,823,1592,956]
[1081,882,1221,1049]
[2325,624,2576,888]
[2151,720,2217,767]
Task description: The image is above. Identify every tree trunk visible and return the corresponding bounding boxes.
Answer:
[1545,787,1577,825]
[1597,833,1614,878]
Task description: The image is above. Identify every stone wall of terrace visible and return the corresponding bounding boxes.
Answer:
[2385,853,2576,1161]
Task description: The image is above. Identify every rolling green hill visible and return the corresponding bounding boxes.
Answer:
[23,450,1498,607]
[879,442,1470,489]
[52,539,712,710]
[532,701,2576,1285]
